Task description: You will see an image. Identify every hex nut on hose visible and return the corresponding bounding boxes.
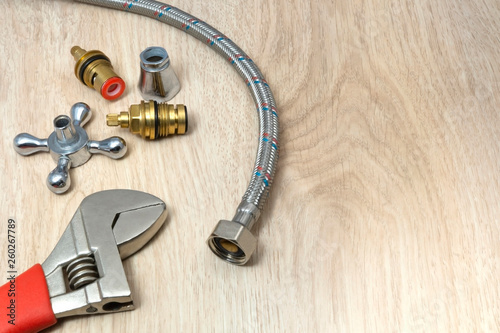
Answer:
[207,220,257,265]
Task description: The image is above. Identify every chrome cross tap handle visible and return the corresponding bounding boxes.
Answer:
[14,102,127,194]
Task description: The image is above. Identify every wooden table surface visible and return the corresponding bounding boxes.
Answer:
[1,0,499,332]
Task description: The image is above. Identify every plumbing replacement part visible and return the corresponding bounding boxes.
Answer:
[106,100,187,140]
[13,102,127,194]
[71,46,126,100]
[0,190,167,332]
[75,0,279,265]
[139,46,181,101]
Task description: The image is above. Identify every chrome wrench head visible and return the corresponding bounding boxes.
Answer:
[41,189,167,318]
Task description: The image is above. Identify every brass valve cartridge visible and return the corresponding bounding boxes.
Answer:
[71,46,126,100]
[106,101,187,140]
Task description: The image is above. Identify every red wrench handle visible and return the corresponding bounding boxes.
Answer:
[0,264,57,333]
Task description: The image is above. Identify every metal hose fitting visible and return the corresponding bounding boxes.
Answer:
[207,202,260,265]
[106,100,187,140]
[75,0,279,265]
[71,46,126,100]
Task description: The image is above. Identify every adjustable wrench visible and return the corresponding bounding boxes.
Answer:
[0,189,167,333]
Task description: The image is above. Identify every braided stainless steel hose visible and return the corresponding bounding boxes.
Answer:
[74,0,279,265]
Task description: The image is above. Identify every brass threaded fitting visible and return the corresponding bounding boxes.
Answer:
[106,101,188,140]
[71,46,126,100]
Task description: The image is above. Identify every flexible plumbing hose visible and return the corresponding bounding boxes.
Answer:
[74,0,279,264]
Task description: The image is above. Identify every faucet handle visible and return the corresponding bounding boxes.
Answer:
[88,137,127,159]
[71,102,92,127]
[47,157,72,194]
[13,133,49,156]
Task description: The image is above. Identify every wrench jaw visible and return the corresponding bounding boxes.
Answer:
[47,270,134,318]
[40,189,167,319]
[113,202,168,260]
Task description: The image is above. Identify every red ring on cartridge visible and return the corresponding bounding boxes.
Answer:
[101,77,126,100]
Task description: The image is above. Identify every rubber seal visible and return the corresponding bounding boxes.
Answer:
[154,100,159,138]
[101,76,126,100]
[184,106,188,133]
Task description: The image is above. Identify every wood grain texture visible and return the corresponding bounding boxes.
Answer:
[1,0,499,332]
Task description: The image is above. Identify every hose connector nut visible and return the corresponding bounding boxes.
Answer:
[207,220,257,265]
[139,46,180,102]
[106,100,188,140]
[71,46,126,100]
